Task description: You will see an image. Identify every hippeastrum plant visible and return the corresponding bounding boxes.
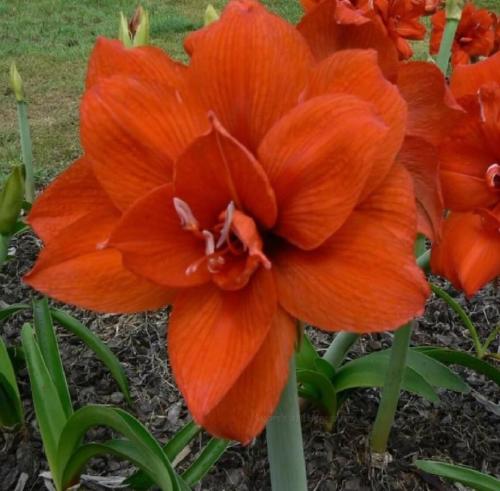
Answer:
[24,0,431,486]
[432,52,500,296]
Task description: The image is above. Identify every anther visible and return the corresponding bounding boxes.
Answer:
[216,201,235,249]
[173,197,199,231]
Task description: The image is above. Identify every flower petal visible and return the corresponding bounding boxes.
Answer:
[81,76,209,210]
[431,212,500,297]
[25,212,173,312]
[201,307,296,443]
[258,93,388,250]
[168,269,277,423]
[274,164,429,333]
[303,49,407,198]
[396,136,444,241]
[109,184,211,288]
[86,37,186,88]
[28,158,117,243]
[297,0,399,80]
[185,0,313,152]
[396,61,463,146]
[450,52,500,99]
[174,116,277,230]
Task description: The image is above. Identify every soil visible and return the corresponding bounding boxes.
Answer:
[1,231,499,491]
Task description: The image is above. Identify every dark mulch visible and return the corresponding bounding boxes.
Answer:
[1,232,499,491]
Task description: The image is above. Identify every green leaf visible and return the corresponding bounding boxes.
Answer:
[33,299,73,418]
[415,460,500,491]
[297,369,337,421]
[126,420,202,490]
[57,405,180,491]
[63,440,178,491]
[333,355,440,403]
[0,336,23,427]
[21,323,67,490]
[296,334,320,371]
[415,347,500,386]
[0,303,29,323]
[182,438,229,486]
[50,309,131,404]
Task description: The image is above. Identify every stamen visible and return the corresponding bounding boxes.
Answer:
[185,256,207,276]
[216,201,235,249]
[202,230,215,256]
[173,197,199,231]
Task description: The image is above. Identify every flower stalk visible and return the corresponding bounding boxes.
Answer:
[436,0,464,74]
[266,355,307,491]
[370,321,414,454]
[323,332,359,368]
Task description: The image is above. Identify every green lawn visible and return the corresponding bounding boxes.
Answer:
[0,0,497,182]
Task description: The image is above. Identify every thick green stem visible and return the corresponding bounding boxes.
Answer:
[266,355,307,491]
[370,322,413,454]
[16,101,34,203]
[323,332,359,369]
[0,234,10,269]
[436,0,463,74]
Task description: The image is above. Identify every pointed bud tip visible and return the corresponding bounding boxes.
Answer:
[9,63,24,102]
[0,165,25,235]
[204,4,220,26]
[118,12,133,48]
[132,7,150,47]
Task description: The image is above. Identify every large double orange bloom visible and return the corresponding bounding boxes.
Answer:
[25,0,429,442]
[432,53,500,296]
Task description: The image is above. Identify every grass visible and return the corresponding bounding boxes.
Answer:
[0,0,497,183]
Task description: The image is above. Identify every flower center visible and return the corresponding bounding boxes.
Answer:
[173,198,271,291]
[486,163,500,191]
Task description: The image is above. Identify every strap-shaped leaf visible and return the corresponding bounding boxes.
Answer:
[21,323,67,490]
[50,309,131,403]
[182,438,229,486]
[296,334,320,371]
[416,460,500,491]
[125,420,202,490]
[33,299,73,418]
[297,369,337,422]
[415,347,500,386]
[0,303,29,323]
[57,405,180,491]
[0,336,23,427]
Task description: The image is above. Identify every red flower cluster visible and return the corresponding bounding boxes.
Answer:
[432,53,500,295]
[431,2,497,66]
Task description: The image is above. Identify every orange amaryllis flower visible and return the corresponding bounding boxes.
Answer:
[25,0,428,443]
[299,0,427,61]
[439,53,500,212]
[431,206,500,296]
[430,2,495,66]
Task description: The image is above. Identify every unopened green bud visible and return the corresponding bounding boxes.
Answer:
[204,4,220,26]
[445,0,464,21]
[9,63,24,103]
[0,166,24,235]
[118,12,133,48]
[132,6,150,47]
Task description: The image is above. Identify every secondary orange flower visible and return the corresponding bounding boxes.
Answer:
[25,0,428,443]
[430,2,495,66]
[299,0,427,60]
[431,207,500,296]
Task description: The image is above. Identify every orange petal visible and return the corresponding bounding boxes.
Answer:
[297,0,399,80]
[258,93,388,250]
[109,184,211,288]
[396,61,463,147]
[174,117,277,230]
[28,158,117,243]
[396,136,444,241]
[185,0,313,152]
[86,37,186,88]
[431,212,500,296]
[450,52,500,99]
[274,164,429,333]
[81,76,209,211]
[25,212,173,313]
[303,49,407,198]
[168,269,278,423]
[201,307,297,443]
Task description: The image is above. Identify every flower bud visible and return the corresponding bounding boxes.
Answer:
[132,6,150,47]
[9,63,24,103]
[204,4,220,26]
[0,166,25,235]
[118,12,133,48]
